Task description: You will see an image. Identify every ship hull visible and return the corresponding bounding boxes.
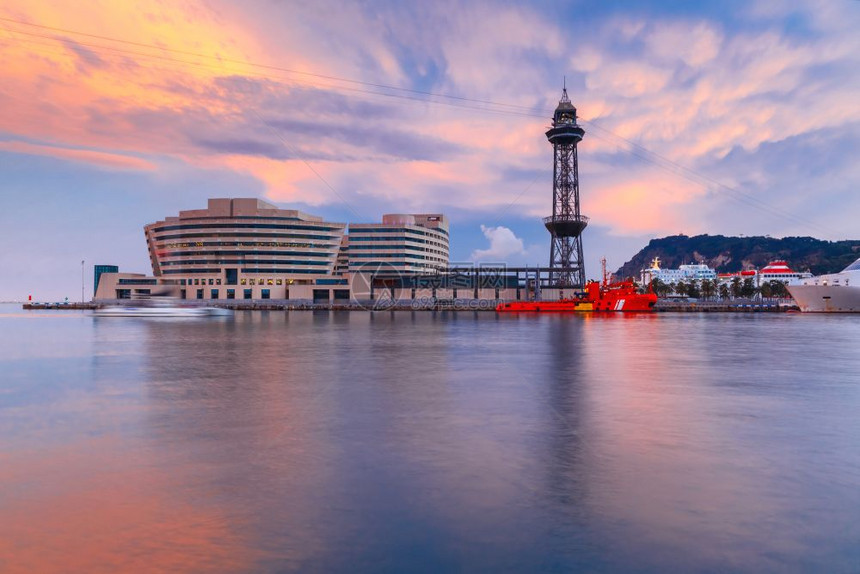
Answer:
[786,284,860,312]
[497,289,657,313]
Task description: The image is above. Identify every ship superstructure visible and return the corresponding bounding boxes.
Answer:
[786,257,860,312]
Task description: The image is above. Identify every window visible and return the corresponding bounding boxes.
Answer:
[180,279,187,286]
[249,278,256,286]
[216,278,222,285]
[241,278,247,285]
[267,278,273,285]
[211,289,219,299]
[333,289,349,300]
[208,278,214,285]
[194,279,200,285]
[243,289,252,299]
[312,289,330,301]
[261,289,270,300]
[196,289,204,299]
[226,289,235,299]
[276,279,283,285]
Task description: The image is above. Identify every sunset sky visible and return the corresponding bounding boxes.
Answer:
[1,1,858,300]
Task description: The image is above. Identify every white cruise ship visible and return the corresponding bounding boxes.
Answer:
[787,257,860,312]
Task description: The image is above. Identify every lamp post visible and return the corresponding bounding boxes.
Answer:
[81,260,85,303]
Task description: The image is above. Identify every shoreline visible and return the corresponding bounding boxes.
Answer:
[22,300,799,313]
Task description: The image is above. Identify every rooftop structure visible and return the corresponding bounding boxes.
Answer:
[759,261,812,284]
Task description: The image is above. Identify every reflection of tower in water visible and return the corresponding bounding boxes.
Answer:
[541,317,591,513]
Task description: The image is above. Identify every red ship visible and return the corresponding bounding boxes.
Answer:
[497,259,657,313]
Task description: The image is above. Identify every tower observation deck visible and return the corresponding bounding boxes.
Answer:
[544,86,587,287]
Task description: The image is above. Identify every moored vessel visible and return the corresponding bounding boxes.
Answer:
[497,260,657,313]
[786,257,860,312]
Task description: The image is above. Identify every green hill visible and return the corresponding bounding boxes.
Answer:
[616,235,860,279]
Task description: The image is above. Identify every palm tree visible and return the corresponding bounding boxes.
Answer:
[719,283,730,300]
[742,277,757,299]
[650,278,672,298]
[700,279,715,301]
[730,277,742,299]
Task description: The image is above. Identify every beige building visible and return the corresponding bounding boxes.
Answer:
[346,214,449,274]
[95,199,455,304]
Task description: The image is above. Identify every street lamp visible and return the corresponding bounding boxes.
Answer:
[81,260,85,303]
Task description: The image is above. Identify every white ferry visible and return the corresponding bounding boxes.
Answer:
[95,298,232,317]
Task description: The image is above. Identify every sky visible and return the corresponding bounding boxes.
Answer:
[1,0,858,301]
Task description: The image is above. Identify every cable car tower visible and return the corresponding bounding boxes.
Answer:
[544,84,587,287]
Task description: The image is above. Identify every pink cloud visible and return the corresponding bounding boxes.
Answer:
[0,0,857,240]
[0,140,156,170]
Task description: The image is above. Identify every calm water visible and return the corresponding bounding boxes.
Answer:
[1,304,860,573]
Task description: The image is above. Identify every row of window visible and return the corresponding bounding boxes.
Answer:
[159,250,335,259]
[161,259,331,266]
[160,241,328,249]
[192,289,277,300]
[181,277,292,286]
[350,226,448,237]
[348,253,447,261]
[346,245,449,256]
[348,235,449,246]
[152,223,344,233]
[162,268,323,275]
[153,232,339,242]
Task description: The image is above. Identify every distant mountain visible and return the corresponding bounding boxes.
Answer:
[615,235,860,279]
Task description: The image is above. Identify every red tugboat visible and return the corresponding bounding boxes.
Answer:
[496,259,657,313]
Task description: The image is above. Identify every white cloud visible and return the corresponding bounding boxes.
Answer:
[470,225,526,262]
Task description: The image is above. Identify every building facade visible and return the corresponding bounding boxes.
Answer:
[142,198,346,300]
[96,199,451,302]
[346,214,449,274]
[641,258,717,285]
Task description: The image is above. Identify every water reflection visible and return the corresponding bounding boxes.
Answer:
[2,309,860,572]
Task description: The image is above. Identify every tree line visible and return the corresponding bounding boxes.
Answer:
[648,277,791,300]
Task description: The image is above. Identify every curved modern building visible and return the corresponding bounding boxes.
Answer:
[347,214,449,274]
[144,198,346,299]
[95,198,453,302]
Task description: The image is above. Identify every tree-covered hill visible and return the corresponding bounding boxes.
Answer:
[615,235,860,279]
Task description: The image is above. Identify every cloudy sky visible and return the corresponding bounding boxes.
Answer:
[1,0,858,300]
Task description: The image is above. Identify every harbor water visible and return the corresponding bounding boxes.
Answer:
[1,304,859,572]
